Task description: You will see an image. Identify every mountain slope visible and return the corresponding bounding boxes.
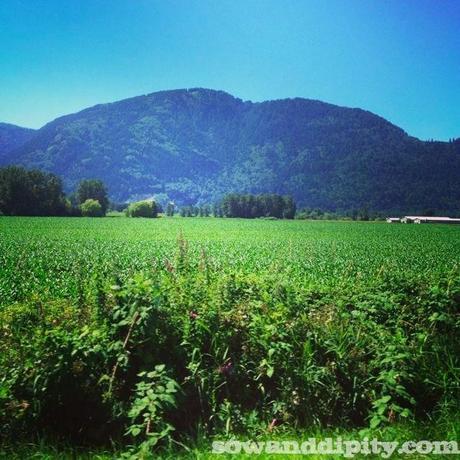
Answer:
[2,88,459,213]
[0,123,36,159]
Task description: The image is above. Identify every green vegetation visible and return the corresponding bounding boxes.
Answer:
[2,89,460,213]
[0,166,66,216]
[126,199,158,218]
[180,204,212,217]
[296,207,380,221]
[165,202,175,217]
[0,122,35,156]
[80,198,104,217]
[0,167,112,217]
[0,217,459,458]
[220,193,296,219]
[76,179,109,214]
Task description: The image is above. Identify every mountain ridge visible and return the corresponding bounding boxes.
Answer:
[1,88,459,213]
[0,123,36,158]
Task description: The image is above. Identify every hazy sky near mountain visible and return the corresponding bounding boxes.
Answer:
[1,0,459,140]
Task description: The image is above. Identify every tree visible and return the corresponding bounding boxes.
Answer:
[0,166,66,216]
[212,203,223,217]
[282,195,296,219]
[166,202,175,217]
[80,199,104,217]
[126,200,158,218]
[358,207,370,221]
[220,193,297,219]
[77,180,109,215]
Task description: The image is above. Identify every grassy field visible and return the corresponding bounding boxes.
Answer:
[0,217,459,458]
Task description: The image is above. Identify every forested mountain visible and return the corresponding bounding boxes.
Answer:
[0,123,36,159]
[1,88,459,213]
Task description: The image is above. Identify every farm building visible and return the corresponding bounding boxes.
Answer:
[401,216,460,224]
[386,217,400,223]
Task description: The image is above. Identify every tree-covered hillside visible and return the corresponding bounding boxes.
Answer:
[0,123,36,160]
[1,89,459,213]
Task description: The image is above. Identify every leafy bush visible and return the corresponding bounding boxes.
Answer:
[80,199,104,217]
[124,366,179,456]
[126,200,158,218]
[1,242,460,451]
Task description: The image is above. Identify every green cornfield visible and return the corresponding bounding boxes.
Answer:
[1,217,459,458]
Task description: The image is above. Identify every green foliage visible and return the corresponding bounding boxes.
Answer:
[179,204,212,217]
[0,217,459,454]
[77,179,109,214]
[126,200,158,218]
[80,198,104,217]
[165,202,175,217]
[125,366,179,456]
[296,207,385,221]
[221,193,296,219]
[0,166,66,216]
[0,123,35,155]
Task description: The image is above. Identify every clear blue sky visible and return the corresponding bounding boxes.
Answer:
[1,0,459,140]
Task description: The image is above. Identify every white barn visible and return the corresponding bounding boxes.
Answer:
[401,216,460,224]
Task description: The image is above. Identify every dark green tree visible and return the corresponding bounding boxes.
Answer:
[212,203,223,217]
[220,193,296,219]
[77,179,109,215]
[282,195,296,219]
[166,202,175,217]
[0,166,66,216]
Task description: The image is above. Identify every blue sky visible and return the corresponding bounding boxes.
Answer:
[0,0,459,140]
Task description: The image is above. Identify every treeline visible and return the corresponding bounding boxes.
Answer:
[178,202,385,221]
[179,204,213,217]
[178,194,296,219]
[0,165,159,219]
[0,166,389,221]
[219,193,296,219]
[0,167,299,221]
[0,166,110,217]
[296,207,387,221]
[0,166,67,216]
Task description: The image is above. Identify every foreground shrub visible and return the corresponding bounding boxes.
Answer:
[126,200,158,218]
[0,240,459,454]
[80,199,104,217]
